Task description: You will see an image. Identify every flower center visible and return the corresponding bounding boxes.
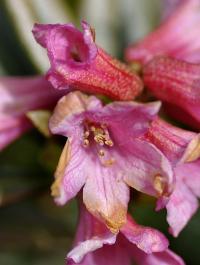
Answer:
[70,46,83,63]
[82,122,115,166]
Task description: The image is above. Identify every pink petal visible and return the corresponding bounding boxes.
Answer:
[83,161,130,232]
[51,138,87,205]
[33,22,143,101]
[0,76,64,116]
[32,23,66,48]
[0,115,31,151]
[101,101,161,138]
[49,92,103,137]
[0,75,65,150]
[66,204,180,265]
[67,236,131,265]
[143,56,200,129]
[123,139,174,199]
[132,247,185,265]
[125,0,200,64]
[166,176,198,237]
[120,215,168,254]
[182,160,200,197]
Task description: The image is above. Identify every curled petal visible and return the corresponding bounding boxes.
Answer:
[120,215,168,254]
[32,23,60,48]
[33,22,143,100]
[67,233,116,263]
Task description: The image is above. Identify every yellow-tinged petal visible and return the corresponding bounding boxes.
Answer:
[51,140,71,198]
[182,134,200,163]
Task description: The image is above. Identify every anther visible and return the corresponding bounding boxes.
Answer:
[90,126,96,132]
[84,131,90,138]
[83,139,89,147]
[103,158,115,166]
[154,174,165,196]
[105,140,114,147]
[98,150,105,157]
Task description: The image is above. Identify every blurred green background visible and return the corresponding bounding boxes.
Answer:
[0,1,199,264]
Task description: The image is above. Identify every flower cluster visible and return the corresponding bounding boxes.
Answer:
[1,0,200,264]
[32,1,199,263]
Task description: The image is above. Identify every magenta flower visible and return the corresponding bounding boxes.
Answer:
[143,56,200,130]
[49,91,173,232]
[125,0,200,65]
[67,203,185,265]
[0,75,64,150]
[32,21,143,101]
[144,118,200,236]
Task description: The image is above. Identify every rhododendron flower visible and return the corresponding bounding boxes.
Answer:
[143,56,200,130]
[67,203,184,265]
[144,118,200,236]
[125,0,200,65]
[0,76,64,150]
[49,91,173,232]
[32,21,143,101]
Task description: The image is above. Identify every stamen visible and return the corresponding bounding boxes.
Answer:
[154,174,165,196]
[84,131,90,138]
[82,122,114,164]
[105,139,114,147]
[83,139,90,147]
[94,135,104,145]
[98,149,105,157]
[103,158,115,166]
[90,126,96,132]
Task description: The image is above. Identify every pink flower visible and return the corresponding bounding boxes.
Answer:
[67,203,185,265]
[144,118,200,236]
[0,75,64,150]
[32,21,143,101]
[49,91,173,232]
[0,115,31,151]
[143,56,200,130]
[125,0,200,65]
